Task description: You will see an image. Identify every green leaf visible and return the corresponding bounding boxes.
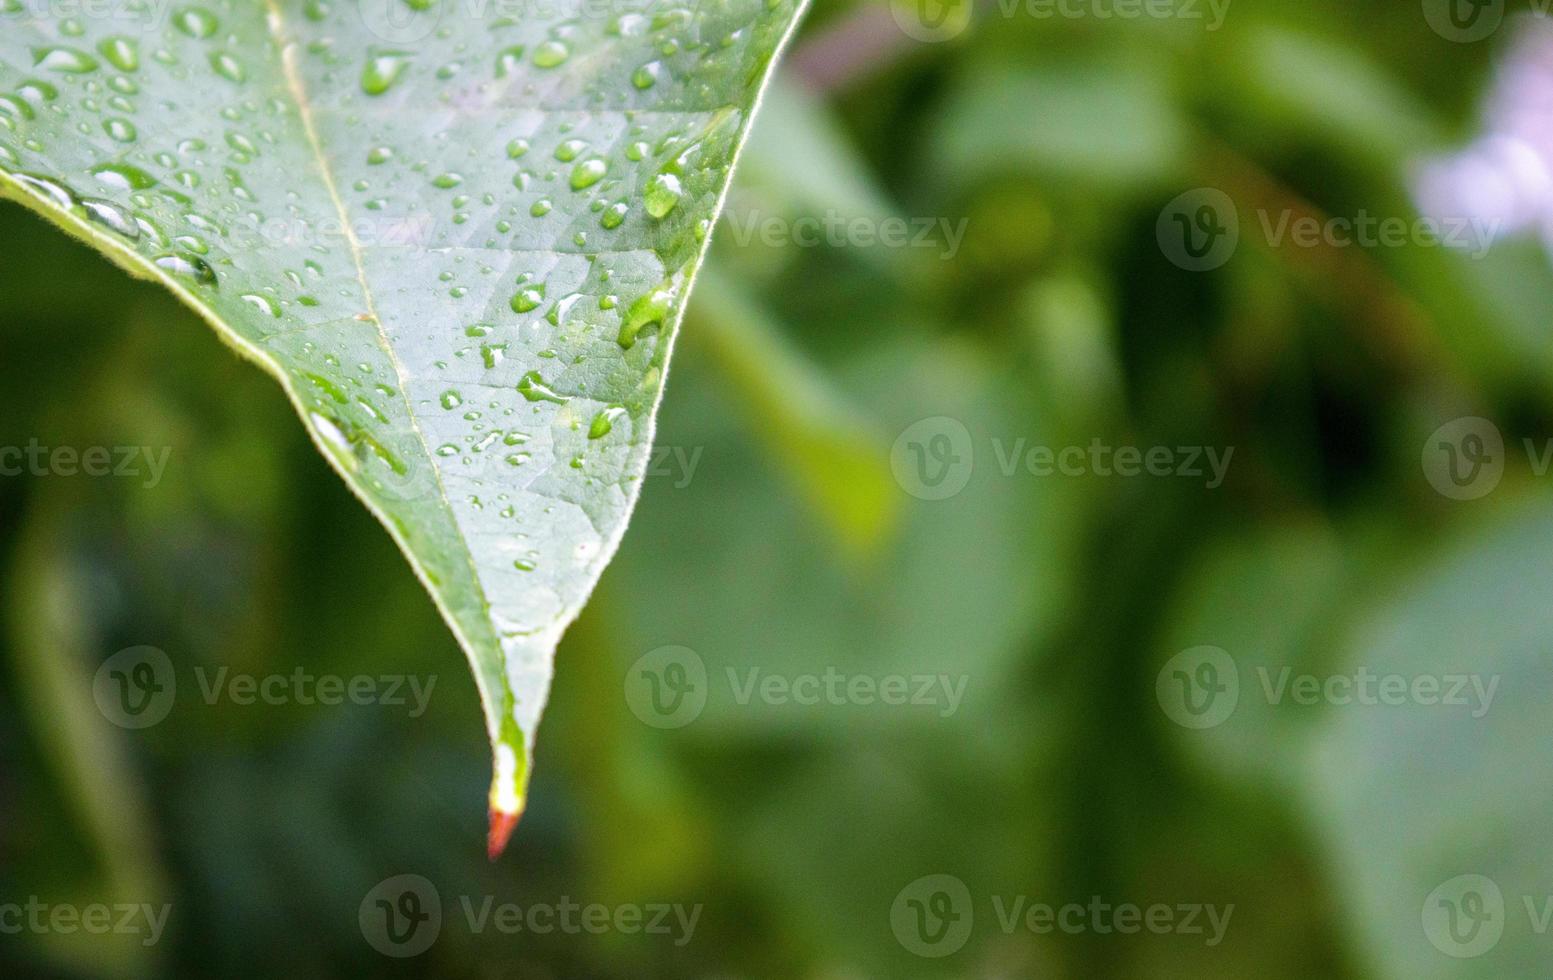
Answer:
[0,0,808,855]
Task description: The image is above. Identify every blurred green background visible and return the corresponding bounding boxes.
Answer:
[6,0,1553,976]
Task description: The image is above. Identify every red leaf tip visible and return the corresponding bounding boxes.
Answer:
[488,808,521,861]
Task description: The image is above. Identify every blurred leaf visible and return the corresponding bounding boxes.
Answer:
[0,0,809,848]
[691,266,899,556]
[930,51,1187,194]
[1301,499,1553,979]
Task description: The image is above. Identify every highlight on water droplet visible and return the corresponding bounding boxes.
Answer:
[532,40,569,68]
[510,284,544,313]
[240,292,280,317]
[569,159,606,191]
[644,173,683,219]
[362,49,411,96]
[588,406,626,439]
[516,370,567,404]
[153,252,218,286]
[173,6,220,38]
[32,46,99,74]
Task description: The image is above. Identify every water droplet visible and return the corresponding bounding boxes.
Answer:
[495,45,525,77]
[12,172,76,210]
[618,285,674,348]
[600,202,628,229]
[555,139,586,162]
[173,7,220,38]
[645,173,683,218]
[506,138,529,159]
[153,252,217,286]
[510,285,544,313]
[517,370,567,403]
[367,145,393,164]
[440,390,463,409]
[103,117,136,142]
[589,406,625,439]
[632,61,661,89]
[532,40,569,68]
[569,159,606,190]
[80,198,139,238]
[240,293,280,317]
[210,51,246,83]
[32,46,98,73]
[513,558,535,571]
[98,37,139,72]
[362,50,411,96]
[90,161,157,191]
[432,172,462,188]
[530,198,552,217]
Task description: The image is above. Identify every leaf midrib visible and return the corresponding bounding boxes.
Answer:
[260,2,507,687]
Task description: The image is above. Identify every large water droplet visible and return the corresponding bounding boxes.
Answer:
[517,370,567,403]
[569,159,606,191]
[173,7,220,38]
[154,252,218,286]
[532,40,569,68]
[32,46,98,73]
[98,37,139,72]
[644,173,683,218]
[362,50,411,95]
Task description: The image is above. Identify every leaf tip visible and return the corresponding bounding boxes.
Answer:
[487,807,522,862]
